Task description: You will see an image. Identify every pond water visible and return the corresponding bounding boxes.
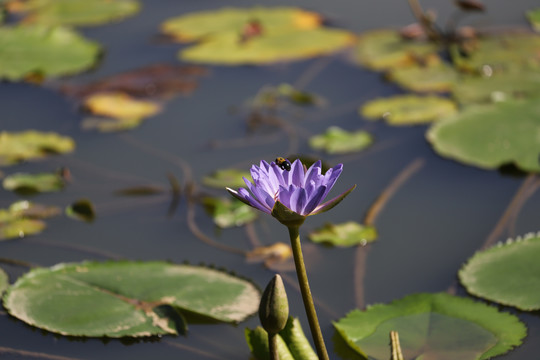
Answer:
[1,0,539,359]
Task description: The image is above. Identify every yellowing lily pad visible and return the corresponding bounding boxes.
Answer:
[0,200,60,241]
[0,268,8,295]
[361,95,457,125]
[309,221,377,247]
[334,293,526,360]
[179,28,355,65]
[161,7,321,42]
[352,29,440,71]
[451,33,540,74]
[309,127,373,154]
[460,233,540,311]
[388,63,460,93]
[82,92,161,132]
[0,130,75,166]
[0,25,100,81]
[426,98,540,172]
[9,0,139,26]
[3,172,65,194]
[161,7,354,65]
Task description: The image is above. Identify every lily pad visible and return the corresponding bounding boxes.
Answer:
[203,197,257,228]
[388,63,460,93]
[0,268,8,295]
[361,95,457,125]
[0,131,75,166]
[309,127,373,154]
[161,7,322,42]
[246,317,317,360]
[334,293,526,360]
[527,9,540,32]
[3,260,261,337]
[202,168,251,189]
[161,7,354,65]
[352,29,440,71]
[309,221,377,247]
[83,92,161,120]
[0,25,100,81]
[451,33,540,74]
[426,98,540,172]
[65,199,95,222]
[11,0,139,26]
[0,200,60,240]
[179,28,355,65]
[451,71,540,104]
[3,172,65,194]
[459,232,540,310]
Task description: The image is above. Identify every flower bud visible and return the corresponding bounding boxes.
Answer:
[258,274,289,335]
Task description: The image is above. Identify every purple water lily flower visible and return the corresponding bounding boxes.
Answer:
[227,159,355,217]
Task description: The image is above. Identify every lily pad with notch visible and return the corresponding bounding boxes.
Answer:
[334,292,526,360]
[3,260,261,337]
[0,201,60,241]
[0,25,100,81]
[426,98,540,172]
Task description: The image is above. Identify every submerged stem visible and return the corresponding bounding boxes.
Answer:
[287,226,329,360]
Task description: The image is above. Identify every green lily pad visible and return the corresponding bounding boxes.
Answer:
[334,293,526,360]
[459,232,540,310]
[203,197,257,228]
[0,268,8,295]
[452,71,540,105]
[0,25,100,81]
[309,127,373,155]
[3,260,261,337]
[3,172,65,194]
[527,9,540,32]
[13,0,139,26]
[361,95,457,125]
[65,199,95,222]
[352,29,440,71]
[8,200,61,219]
[179,28,355,65]
[451,33,540,74]
[309,221,377,247]
[246,317,317,360]
[203,168,251,189]
[0,131,75,166]
[426,98,540,172]
[388,63,460,93]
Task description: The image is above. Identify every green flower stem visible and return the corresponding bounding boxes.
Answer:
[287,225,329,360]
[268,333,279,360]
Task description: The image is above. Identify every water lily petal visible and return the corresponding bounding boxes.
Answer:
[290,159,304,187]
[303,185,326,215]
[290,186,307,214]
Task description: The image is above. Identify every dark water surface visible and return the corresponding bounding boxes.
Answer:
[1,0,539,359]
